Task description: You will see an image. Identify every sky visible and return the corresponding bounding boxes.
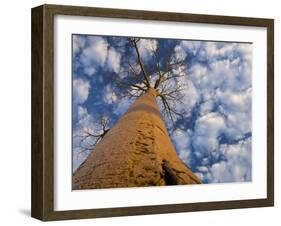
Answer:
[72,34,252,184]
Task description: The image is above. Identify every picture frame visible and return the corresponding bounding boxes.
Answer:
[31,4,274,221]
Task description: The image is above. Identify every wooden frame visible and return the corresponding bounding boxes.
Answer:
[31,4,274,221]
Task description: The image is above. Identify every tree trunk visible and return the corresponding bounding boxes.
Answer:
[73,88,201,189]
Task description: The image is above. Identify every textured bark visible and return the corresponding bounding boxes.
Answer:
[73,88,201,189]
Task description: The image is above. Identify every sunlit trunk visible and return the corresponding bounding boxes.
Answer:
[73,88,201,189]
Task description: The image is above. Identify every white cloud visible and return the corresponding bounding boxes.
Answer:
[171,129,193,166]
[188,63,213,99]
[103,84,117,104]
[209,161,230,182]
[83,66,96,77]
[174,41,253,184]
[174,45,187,61]
[157,65,199,121]
[237,44,252,62]
[178,40,252,147]
[165,41,252,184]
[205,138,252,183]
[176,40,202,57]
[106,47,121,73]
[76,37,123,76]
[217,88,251,113]
[199,99,214,116]
[76,106,94,130]
[172,129,191,150]
[195,172,204,181]
[113,97,132,116]
[75,106,107,140]
[193,112,226,154]
[201,157,210,166]
[170,75,199,116]
[197,166,209,173]
[73,79,90,104]
[179,41,252,93]
[73,106,95,172]
[138,39,158,61]
[217,88,252,139]
[78,105,88,119]
[209,59,251,92]
[184,59,252,143]
[73,35,86,55]
[79,37,109,76]
[81,37,109,66]
[205,42,236,59]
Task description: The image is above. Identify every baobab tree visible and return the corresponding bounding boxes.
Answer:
[73,37,201,189]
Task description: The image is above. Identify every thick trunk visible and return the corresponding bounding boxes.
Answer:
[73,88,201,189]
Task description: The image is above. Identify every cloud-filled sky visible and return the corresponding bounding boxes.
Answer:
[72,34,252,184]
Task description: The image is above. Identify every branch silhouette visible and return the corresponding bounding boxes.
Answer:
[74,115,110,160]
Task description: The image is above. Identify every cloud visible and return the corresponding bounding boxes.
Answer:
[209,58,251,92]
[199,99,214,116]
[162,40,252,184]
[217,88,251,139]
[75,36,123,76]
[171,129,192,165]
[172,129,191,150]
[103,84,118,104]
[205,42,235,58]
[73,106,114,172]
[197,166,208,173]
[174,41,252,184]
[83,66,96,77]
[80,36,109,67]
[174,45,187,61]
[106,47,121,73]
[73,106,98,172]
[138,38,158,61]
[73,35,86,55]
[203,137,252,183]
[177,40,202,57]
[193,112,226,154]
[187,63,223,101]
[175,41,252,95]
[73,79,90,104]
[75,106,94,130]
[80,37,108,76]
[113,97,132,116]
[176,75,200,112]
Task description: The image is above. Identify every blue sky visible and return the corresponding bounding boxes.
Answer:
[72,34,252,184]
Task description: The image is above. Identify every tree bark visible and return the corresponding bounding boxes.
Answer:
[73,88,201,189]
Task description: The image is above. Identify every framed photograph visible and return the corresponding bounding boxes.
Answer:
[31,4,274,221]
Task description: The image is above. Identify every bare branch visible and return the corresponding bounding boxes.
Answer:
[130,38,151,88]
[130,83,147,91]
[73,115,111,160]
